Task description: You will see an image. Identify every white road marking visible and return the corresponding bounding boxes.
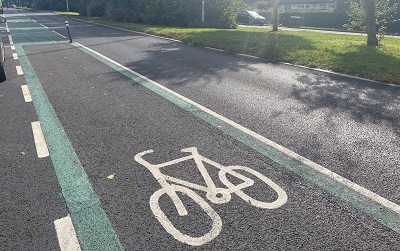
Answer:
[6,28,9,32]
[135,147,287,245]
[8,35,13,45]
[204,47,224,52]
[21,85,32,102]
[31,121,49,158]
[54,215,82,251]
[75,42,400,216]
[13,53,18,60]
[11,45,15,51]
[52,30,67,38]
[16,66,24,75]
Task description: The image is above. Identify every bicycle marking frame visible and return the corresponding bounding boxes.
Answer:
[134,147,288,246]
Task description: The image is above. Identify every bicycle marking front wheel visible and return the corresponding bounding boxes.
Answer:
[149,185,222,246]
[219,165,288,209]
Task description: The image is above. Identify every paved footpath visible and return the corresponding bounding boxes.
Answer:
[1,10,400,250]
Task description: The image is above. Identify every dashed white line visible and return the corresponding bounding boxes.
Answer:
[54,215,82,251]
[31,121,49,158]
[13,53,18,60]
[8,35,13,45]
[11,45,15,50]
[21,85,32,102]
[16,66,24,75]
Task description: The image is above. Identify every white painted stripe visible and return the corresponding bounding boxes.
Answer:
[53,30,67,39]
[16,66,24,75]
[54,215,82,251]
[13,53,18,60]
[6,28,9,32]
[11,45,15,51]
[75,42,400,216]
[236,53,259,59]
[21,85,32,102]
[8,35,13,45]
[39,23,47,28]
[204,47,224,52]
[31,121,49,158]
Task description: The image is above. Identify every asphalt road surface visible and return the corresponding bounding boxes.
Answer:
[1,9,399,251]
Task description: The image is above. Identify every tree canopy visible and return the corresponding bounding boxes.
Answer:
[31,0,241,28]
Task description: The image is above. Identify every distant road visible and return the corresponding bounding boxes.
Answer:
[240,24,400,38]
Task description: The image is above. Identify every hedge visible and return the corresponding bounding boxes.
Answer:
[84,0,241,28]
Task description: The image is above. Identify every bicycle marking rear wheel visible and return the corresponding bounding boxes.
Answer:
[149,185,222,246]
[219,165,288,209]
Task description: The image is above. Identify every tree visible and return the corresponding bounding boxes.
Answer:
[346,0,398,46]
[272,0,278,31]
[365,0,378,46]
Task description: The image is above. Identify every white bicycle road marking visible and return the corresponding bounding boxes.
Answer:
[134,147,288,246]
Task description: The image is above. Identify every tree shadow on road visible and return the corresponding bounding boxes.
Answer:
[122,39,268,87]
[291,72,400,137]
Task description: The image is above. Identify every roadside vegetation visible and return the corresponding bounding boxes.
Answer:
[58,14,400,84]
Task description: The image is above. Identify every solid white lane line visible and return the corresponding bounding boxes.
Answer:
[21,85,32,102]
[54,215,82,251]
[31,121,49,158]
[16,66,24,75]
[13,53,18,60]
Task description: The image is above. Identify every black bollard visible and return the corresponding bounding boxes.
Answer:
[65,21,72,43]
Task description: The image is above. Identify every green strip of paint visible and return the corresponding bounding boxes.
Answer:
[73,43,400,235]
[16,45,124,251]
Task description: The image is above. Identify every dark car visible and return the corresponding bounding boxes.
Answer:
[0,17,6,82]
[237,10,266,26]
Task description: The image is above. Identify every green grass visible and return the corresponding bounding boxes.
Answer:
[59,14,400,84]
[54,11,79,16]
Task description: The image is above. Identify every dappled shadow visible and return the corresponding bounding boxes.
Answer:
[291,73,400,200]
[292,72,400,136]
[122,39,268,87]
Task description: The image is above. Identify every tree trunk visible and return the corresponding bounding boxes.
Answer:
[365,0,378,46]
[272,0,279,32]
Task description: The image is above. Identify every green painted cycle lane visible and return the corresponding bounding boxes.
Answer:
[6,13,66,44]
[7,13,124,251]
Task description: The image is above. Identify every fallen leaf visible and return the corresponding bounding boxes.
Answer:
[20,152,26,155]
[107,173,117,180]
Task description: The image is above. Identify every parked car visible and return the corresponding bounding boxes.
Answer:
[0,17,6,82]
[237,10,266,26]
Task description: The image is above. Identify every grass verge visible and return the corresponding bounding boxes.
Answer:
[59,14,400,84]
